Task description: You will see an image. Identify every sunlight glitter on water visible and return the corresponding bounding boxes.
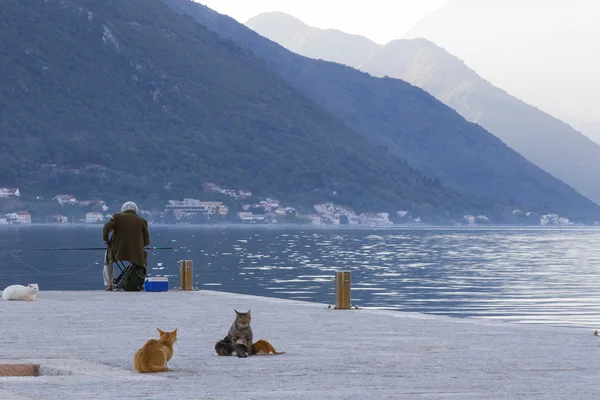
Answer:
[3,226,600,329]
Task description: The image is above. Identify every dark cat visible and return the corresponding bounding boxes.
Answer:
[214,335,233,356]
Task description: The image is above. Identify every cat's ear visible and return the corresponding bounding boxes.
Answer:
[247,310,251,316]
[234,309,239,315]
[157,328,164,335]
[173,328,178,335]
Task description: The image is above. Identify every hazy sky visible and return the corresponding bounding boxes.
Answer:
[405,0,600,126]
[196,0,448,44]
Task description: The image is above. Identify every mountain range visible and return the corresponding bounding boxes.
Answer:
[0,0,493,219]
[1,0,598,222]
[163,0,600,220]
[245,11,600,208]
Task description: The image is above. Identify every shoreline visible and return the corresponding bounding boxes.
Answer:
[1,223,598,230]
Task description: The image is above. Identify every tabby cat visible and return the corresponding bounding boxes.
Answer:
[133,328,178,373]
[227,310,253,358]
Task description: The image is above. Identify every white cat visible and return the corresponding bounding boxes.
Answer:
[2,283,40,301]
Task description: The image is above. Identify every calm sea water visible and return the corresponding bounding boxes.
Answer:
[1,225,600,328]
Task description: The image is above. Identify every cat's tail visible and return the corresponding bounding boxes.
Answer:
[133,349,145,373]
[267,342,285,355]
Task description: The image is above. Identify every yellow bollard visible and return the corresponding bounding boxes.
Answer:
[335,271,351,309]
[179,260,193,291]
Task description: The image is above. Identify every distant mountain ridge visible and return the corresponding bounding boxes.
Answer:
[575,120,600,144]
[163,0,600,221]
[404,0,600,146]
[247,12,379,68]
[245,11,600,207]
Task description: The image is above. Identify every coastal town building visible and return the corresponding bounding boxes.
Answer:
[4,210,32,224]
[49,214,69,224]
[237,212,266,223]
[0,188,20,197]
[165,198,229,221]
[5,212,18,223]
[85,212,105,223]
[54,194,78,205]
[540,213,570,226]
[358,212,392,226]
[397,210,411,218]
[166,198,229,215]
[17,211,31,224]
[202,182,253,200]
[313,203,342,224]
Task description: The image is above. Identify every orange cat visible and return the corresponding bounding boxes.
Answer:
[133,328,178,373]
[251,339,285,355]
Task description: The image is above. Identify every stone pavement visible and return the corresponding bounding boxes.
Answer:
[1,290,599,399]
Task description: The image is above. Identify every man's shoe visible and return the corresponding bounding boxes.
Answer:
[105,285,113,291]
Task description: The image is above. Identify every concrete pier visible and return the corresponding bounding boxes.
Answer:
[0,290,598,399]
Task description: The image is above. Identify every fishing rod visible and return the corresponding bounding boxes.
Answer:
[0,246,173,252]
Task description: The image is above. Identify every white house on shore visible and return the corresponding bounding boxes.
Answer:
[358,212,391,226]
[165,198,229,219]
[4,210,31,224]
[540,213,570,226]
[17,211,31,224]
[237,212,266,223]
[85,212,105,223]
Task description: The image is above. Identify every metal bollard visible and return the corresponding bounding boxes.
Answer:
[335,271,351,309]
[179,260,193,291]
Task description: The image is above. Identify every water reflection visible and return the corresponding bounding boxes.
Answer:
[1,225,600,328]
